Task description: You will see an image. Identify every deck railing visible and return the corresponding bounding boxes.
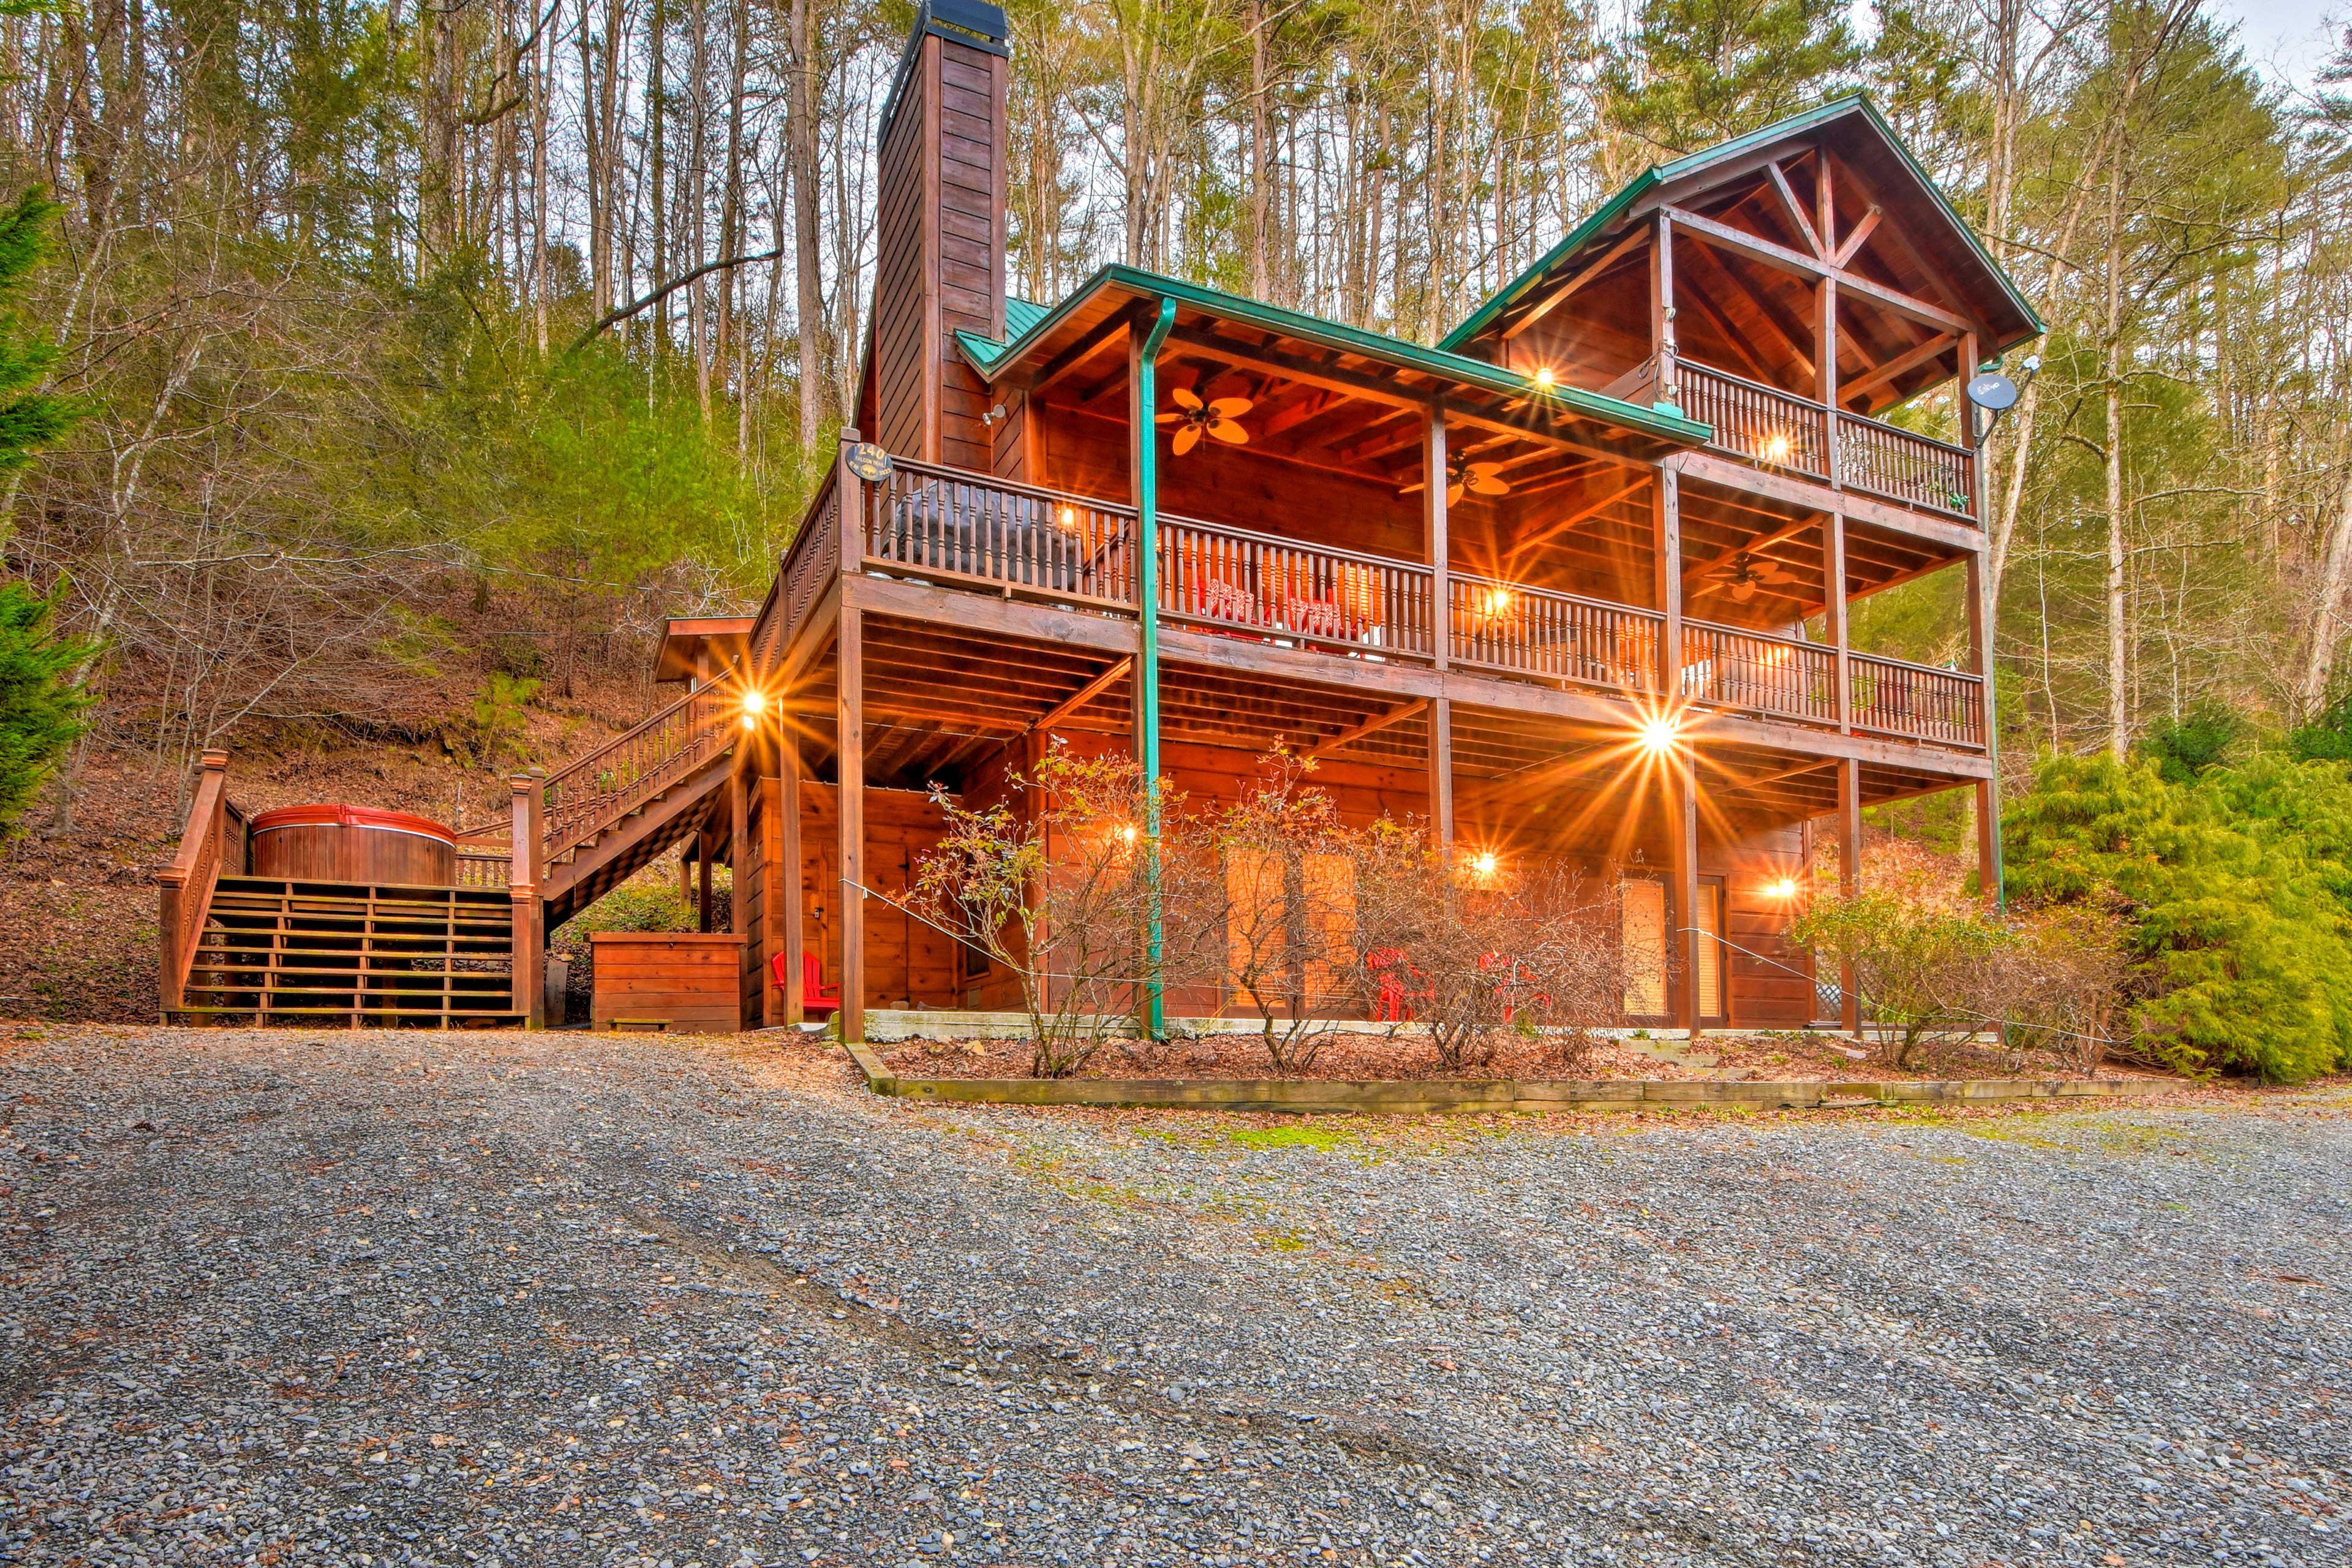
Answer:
[1677,363,1831,480]
[540,676,736,864]
[1450,573,1662,693]
[825,455,1985,749]
[753,468,842,677]
[1160,514,1434,658]
[1850,652,1985,747]
[1676,360,1978,521]
[1837,413,1975,517]
[862,458,1139,608]
[1683,620,1839,725]
[156,748,247,1015]
[455,849,513,889]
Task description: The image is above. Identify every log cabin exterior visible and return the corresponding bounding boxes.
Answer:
[157,1,2040,1038]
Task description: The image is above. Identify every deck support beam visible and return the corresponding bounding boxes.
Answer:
[778,749,804,1026]
[510,772,546,1028]
[838,603,866,1045]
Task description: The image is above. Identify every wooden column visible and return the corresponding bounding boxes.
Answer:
[509,772,546,1028]
[1823,506,1851,733]
[1837,756,1862,1037]
[1961,328,2003,912]
[698,849,714,933]
[759,773,787,1025]
[837,604,865,1044]
[1817,276,1841,488]
[1424,405,1453,850]
[729,767,750,1028]
[1651,211,1677,409]
[778,752,805,1025]
[1653,465,1684,696]
[1670,750,1701,1039]
[1425,405,1450,670]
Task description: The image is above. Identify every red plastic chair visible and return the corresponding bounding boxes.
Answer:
[769,951,841,1021]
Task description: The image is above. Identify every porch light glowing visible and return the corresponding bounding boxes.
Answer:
[739,687,767,730]
[1472,851,1499,877]
[1759,431,1794,464]
[1482,587,1513,616]
[1766,876,1798,900]
[1120,823,1139,846]
[1637,713,1680,753]
[1057,505,1080,531]
[1532,367,1557,390]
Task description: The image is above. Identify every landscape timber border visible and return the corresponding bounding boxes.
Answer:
[840,1043,2174,1116]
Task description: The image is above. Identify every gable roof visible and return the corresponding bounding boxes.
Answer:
[1440,94,2044,357]
[953,263,1711,452]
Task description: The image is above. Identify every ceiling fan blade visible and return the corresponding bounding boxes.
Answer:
[1208,397,1254,418]
[1207,418,1250,445]
[1171,424,1200,456]
[1468,473,1510,496]
[1169,386,1204,412]
[1446,482,1466,506]
[1731,579,1758,603]
[1154,412,1183,425]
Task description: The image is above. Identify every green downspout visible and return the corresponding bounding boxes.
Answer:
[1136,296,1177,1039]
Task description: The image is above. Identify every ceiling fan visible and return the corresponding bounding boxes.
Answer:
[1703,551,1806,603]
[1401,451,1513,504]
[1158,386,1253,454]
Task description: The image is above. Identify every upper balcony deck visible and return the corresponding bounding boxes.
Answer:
[761,454,1986,756]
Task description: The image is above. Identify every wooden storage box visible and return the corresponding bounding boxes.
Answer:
[589,933,744,1034]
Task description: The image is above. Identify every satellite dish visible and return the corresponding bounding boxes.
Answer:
[1967,372,2019,412]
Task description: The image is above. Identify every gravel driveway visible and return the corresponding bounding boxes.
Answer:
[3,1027,2345,1567]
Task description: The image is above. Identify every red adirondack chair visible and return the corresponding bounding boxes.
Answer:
[769,950,841,1021]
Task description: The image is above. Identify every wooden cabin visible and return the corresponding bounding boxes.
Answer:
[158,1,2038,1038]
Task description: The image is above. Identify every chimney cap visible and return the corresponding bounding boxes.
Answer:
[881,1,1011,141]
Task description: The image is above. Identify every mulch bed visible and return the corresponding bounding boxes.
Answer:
[872,1027,2176,1085]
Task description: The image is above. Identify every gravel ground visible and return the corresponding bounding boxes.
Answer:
[3,1025,2345,1568]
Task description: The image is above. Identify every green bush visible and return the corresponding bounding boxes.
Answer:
[0,582,96,829]
[1792,892,2007,1069]
[2002,752,2352,1082]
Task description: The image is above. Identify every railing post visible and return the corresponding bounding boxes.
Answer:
[836,427,864,584]
[1824,506,1852,734]
[510,771,546,1028]
[1817,276,1841,489]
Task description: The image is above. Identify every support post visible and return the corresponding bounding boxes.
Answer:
[1129,298,1178,1040]
[730,767,751,1032]
[1818,276,1841,487]
[1961,330,2005,913]
[838,605,865,1045]
[1425,405,1450,670]
[836,428,865,568]
[779,749,805,1026]
[1427,697,1455,851]
[510,772,546,1028]
[698,848,714,934]
[1824,506,1851,733]
[760,772,786,1026]
[1651,211,1678,410]
[1838,757,1862,1038]
[1653,465,1683,698]
[1671,752,1701,1040]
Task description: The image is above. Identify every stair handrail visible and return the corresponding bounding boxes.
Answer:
[538,663,741,867]
[155,749,244,1016]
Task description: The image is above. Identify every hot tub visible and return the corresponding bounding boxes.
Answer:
[246,804,459,886]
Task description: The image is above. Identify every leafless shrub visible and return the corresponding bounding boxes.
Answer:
[1983,904,2133,1073]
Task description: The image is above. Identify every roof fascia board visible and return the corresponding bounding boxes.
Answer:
[959,264,1710,448]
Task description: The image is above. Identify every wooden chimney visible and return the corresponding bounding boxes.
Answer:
[872,0,1009,470]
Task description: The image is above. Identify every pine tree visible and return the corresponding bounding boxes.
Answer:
[0,187,93,830]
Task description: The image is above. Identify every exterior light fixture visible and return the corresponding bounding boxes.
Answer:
[1767,876,1798,900]
[1057,505,1079,531]
[1637,714,1679,753]
[1473,851,1499,877]
[1483,587,1513,616]
[1532,367,1557,390]
[739,687,767,730]
[1120,823,1139,846]
[1760,431,1793,464]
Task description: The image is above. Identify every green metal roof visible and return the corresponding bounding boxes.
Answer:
[956,264,1711,448]
[1005,295,1050,337]
[1438,93,2045,353]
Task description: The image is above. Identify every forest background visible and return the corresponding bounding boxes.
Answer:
[3,0,2351,1037]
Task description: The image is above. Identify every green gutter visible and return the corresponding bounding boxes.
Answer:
[1135,296,1177,1041]
[956,264,1711,449]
